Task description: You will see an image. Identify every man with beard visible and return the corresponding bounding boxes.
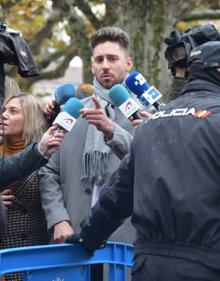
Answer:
[39,26,139,280]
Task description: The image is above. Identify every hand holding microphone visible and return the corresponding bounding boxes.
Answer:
[45,83,76,125]
[53,97,84,132]
[40,97,85,158]
[38,125,65,158]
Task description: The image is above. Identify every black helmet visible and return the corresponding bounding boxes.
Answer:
[188,41,220,68]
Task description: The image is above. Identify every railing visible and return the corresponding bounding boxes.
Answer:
[0,242,134,281]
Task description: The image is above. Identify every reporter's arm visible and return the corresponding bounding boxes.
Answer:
[0,125,65,189]
[0,143,47,189]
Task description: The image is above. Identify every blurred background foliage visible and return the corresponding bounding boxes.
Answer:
[0,0,220,96]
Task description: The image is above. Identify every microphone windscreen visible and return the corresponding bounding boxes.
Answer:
[109,84,130,106]
[125,72,150,97]
[63,98,84,119]
[55,83,76,105]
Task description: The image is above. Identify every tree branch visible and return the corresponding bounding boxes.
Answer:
[37,49,68,70]
[70,0,101,29]
[183,9,220,21]
[29,9,64,54]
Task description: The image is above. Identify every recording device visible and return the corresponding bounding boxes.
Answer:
[164,24,220,74]
[109,84,141,120]
[0,22,39,77]
[47,83,76,125]
[53,97,84,132]
[0,22,20,35]
[125,72,163,110]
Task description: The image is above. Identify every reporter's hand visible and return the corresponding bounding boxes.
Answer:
[38,125,66,158]
[44,97,56,116]
[0,189,15,207]
[80,95,114,140]
[52,220,74,244]
[131,110,151,128]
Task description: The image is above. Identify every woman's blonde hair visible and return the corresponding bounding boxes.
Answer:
[4,76,20,100]
[4,93,48,146]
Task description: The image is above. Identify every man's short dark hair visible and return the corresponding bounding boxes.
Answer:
[91,26,130,54]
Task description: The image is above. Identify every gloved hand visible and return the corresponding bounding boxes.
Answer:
[65,233,84,244]
[65,232,106,255]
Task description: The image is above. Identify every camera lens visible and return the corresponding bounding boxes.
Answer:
[171,46,186,61]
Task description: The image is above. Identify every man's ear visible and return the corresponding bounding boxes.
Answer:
[126,57,133,72]
[91,57,95,74]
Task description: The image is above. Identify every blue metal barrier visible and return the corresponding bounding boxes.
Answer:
[0,242,133,281]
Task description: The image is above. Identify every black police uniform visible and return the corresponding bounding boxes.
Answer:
[79,42,220,280]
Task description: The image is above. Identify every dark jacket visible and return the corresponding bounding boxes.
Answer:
[0,29,39,78]
[81,79,220,270]
[0,27,39,105]
[0,143,47,190]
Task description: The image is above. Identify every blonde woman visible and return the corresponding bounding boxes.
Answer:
[0,94,50,281]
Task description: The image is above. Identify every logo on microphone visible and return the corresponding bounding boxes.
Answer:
[125,101,133,111]
[53,112,76,131]
[119,98,141,118]
[134,73,146,86]
[63,118,74,124]
[141,86,162,108]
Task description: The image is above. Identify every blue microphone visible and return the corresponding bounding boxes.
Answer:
[53,98,84,131]
[125,72,163,110]
[109,84,141,120]
[47,83,76,125]
[55,83,76,105]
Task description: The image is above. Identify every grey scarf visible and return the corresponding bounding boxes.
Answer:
[80,78,117,185]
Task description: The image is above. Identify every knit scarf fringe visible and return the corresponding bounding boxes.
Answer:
[81,151,109,185]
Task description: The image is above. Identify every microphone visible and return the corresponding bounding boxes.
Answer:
[109,84,141,120]
[47,83,76,124]
[53,97,84,132]
[125,72,163,110]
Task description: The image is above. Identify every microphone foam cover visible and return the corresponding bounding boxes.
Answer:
[55,83,76,105]
[63,98,84,119]
[125,72,150,97]
[109,84,130,106]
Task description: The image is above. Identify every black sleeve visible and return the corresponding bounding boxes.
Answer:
[0,199,6,234]
[0,143,47,189]
[81,145,135,250]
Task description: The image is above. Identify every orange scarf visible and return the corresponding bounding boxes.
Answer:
[0,139,26,157]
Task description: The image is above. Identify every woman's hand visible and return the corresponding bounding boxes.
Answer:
[0,189,15,207]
